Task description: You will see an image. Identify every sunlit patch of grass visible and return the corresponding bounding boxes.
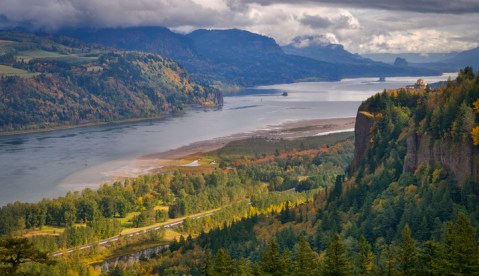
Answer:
[22,225,65,237]
[0,64,37,78]
[118,211,140,229]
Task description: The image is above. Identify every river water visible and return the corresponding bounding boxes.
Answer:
[0,74,454,206]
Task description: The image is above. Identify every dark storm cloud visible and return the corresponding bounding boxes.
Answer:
[0,0,225,30]
[228,0,479,14]
[299,14,358,30]
[299,15,332,29]
[0,0,477,53]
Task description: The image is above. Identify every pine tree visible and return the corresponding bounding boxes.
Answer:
[237,257,253,276]
[398,225,418,275]
[294,236,319,276]
[260,239,283,276]
[355,236,375,276]
[323,234,352,276]
[202,252,213,276]
[442,212,479,275]
[280,249,294,275]
[213,249,235,276]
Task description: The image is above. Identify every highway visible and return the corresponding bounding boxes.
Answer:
[51,210,215,257]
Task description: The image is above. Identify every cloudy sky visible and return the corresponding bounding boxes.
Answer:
[1,0,478,54]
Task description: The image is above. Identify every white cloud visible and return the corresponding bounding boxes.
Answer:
[0,0,478,54]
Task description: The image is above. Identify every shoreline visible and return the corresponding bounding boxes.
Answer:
[105,117,356,180]
[0,104,219,137]
[57,117,356,193]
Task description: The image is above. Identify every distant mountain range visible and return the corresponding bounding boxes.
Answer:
[282,43,371,65]
[363,47,479,72]
[62,26,440,87]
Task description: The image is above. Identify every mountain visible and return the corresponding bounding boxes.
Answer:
[281,41,440,78]
[282,43,370,64]
[65,27,342,86]
[445,46,479,69]
[363,52,458,63]
[364,47,479,72]
[63,27,439,87]
[0,31,222,132]
[62,26,196,62]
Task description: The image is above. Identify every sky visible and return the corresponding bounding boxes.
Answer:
[1,0,478,54]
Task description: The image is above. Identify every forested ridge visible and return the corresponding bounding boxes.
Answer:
[0,31,222,132]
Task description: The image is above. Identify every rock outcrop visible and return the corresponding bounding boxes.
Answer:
[353,107,479,185]
[403,132,479,185]
[352,111,374,171]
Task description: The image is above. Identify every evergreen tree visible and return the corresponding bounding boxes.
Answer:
[201,253,213,276]
[280,249,294,276]
[237,257,253,276]
[323,234,352,276]
[260,239,284,276]
[397,225,418,275]
[442,212,479,275]
[355,236,375,276]
[213,249,235,276]
[294,236,319,276]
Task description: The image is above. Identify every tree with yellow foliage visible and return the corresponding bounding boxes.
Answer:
[471,99,479,145]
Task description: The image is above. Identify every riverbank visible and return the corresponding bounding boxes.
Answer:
[0,104,219,136]
[105,117,356,180]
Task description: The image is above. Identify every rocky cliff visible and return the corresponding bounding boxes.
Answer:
[351,111,374,171]
[352,72,479,185]
[403,132,479,185]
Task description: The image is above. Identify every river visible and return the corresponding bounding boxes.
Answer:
[0,74,455,206]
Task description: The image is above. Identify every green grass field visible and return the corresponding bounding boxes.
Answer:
[0,64,37,78]
[15,50,99,64]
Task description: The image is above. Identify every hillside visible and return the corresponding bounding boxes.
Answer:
[445,46,479,69]
[63,27,439,87]
[0,31,222,132]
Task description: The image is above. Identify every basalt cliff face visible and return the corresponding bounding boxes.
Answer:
[352,111,374,171]
[352,71,479,185]
[403,132,479,185]
[353,110,479,184]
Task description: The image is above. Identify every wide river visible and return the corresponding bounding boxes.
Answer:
[0,74,454,206]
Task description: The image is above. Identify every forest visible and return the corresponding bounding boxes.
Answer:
[2,68,479,275]
[0,31,222,132]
